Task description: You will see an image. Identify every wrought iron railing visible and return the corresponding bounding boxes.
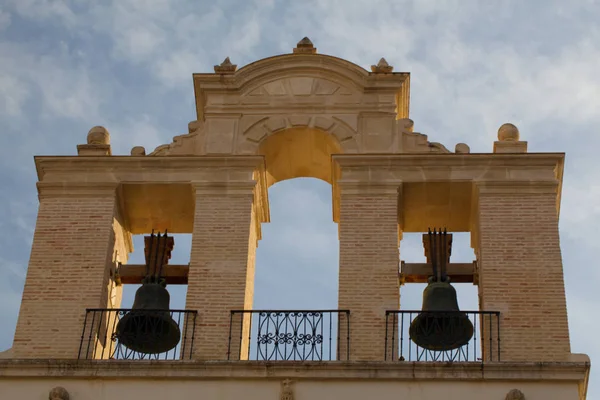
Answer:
[78,308,197,360]
[228,310,350,361]
[385,310,500,362]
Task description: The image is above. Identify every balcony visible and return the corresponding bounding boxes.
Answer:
[78,308,198,360]
[76,307,502,363]
[227,310,350,361]
[385,310,500,362]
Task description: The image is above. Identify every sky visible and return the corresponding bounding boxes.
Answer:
[1,0,599,395]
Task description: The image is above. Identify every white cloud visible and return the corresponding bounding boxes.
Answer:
[0,8,11,31]
[4,0,77,26]
[108,114,166,156]
[0,74,29,117]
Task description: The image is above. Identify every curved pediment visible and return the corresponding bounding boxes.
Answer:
[233,53,373,93]
[193,53,410,120]
[145,42,463,157]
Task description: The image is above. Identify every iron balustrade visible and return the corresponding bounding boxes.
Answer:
[385,310,500,362]
[228,310,350,361]
[78,308,197,360]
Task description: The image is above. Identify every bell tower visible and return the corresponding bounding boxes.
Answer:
[1,38,590,400]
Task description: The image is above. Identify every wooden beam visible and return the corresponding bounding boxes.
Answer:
[400,262,476,284]
[117,264,189,285]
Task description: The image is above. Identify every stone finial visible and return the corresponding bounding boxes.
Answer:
[130,146,146,156]
[505,389,525,400]
[49,386,70,400]
[498,123,520,141]
[455,143,470,154]
[87,126,110,145]
[280,379,294,400]
[214,57,237,74]
[494,122,527,153]
[78,126,112,156]
[293,37,317,54]
[371,57,394,73]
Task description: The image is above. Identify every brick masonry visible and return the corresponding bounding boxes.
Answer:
[12,187,122,358]
[186,183,257,360]
[476,183,571,362]
[338,186,400,361]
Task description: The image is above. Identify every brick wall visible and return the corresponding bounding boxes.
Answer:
[186,182,256,360]
[338,185,400,361]
[476,183,571,361]
[12,186,120,358]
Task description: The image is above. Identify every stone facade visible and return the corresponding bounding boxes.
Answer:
[0,38,590,399]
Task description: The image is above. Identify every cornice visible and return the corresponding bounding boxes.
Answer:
[336,180,403,196]
[191,180,258,196]
[35,155,266,181]
[331,152,565,169]
[0,360,589,383]
[476,180,560,194]
[37,182,119,200]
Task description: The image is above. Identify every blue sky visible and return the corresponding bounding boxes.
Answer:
[1,0,599,395]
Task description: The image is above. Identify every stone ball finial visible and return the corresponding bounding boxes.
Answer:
[455,143,470,154]
[49,386,70,400]
[497,123,520,142]
[130,146,146,156]
[87,126,110,145]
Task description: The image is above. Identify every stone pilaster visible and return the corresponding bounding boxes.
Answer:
[186,181,258,360]
[337,181,401,361]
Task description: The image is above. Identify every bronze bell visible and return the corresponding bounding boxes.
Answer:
[115,231,181,354]
[409,229,474,351]
[115,282,181,354]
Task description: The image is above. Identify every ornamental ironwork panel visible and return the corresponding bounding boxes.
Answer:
[228,310,350,361]
[78,308,197,360]
[385,310,500,362]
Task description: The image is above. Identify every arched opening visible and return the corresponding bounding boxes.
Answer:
[397,232,481,362]
[246,128,343,361]
[113,233,191,360]
[258,127,342,187]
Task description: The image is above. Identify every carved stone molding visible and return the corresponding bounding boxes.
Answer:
[49,386,70,400]
[37,181,119,200]
[280,379,294,400]
[505,388,525,400]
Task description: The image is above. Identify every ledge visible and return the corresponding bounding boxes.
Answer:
[0,359,589,383]
[35,155,267,181]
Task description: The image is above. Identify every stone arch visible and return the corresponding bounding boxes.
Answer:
[257,126,343,188]
[238,115,358,158]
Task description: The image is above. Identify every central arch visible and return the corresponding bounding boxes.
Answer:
[258,127,342,187]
